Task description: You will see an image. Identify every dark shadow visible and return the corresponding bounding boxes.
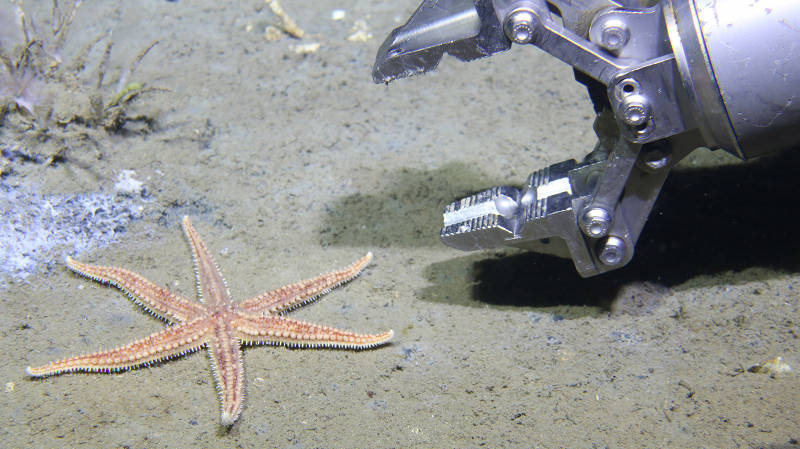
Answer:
[637,148,800,284]
[318,162,504,248]
[415,149,800,315]
[417,250,620,318]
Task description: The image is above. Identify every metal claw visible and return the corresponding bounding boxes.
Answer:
[375,0,800,276]
[373,0,510,84]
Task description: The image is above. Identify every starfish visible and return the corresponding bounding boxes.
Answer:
[27,216,393,425]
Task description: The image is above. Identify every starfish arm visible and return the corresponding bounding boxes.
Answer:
[206,327,244,426]
[234,252,373,316]
[182,216,232,309]
[234,315,393,349]
[66,257,204,323]
[26,319,209,377]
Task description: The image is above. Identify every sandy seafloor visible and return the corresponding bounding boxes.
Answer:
[1,0,799,447]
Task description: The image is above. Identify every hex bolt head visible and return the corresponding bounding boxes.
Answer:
[598,236,626,266]
[600,19,630,51]
[580,207,611,238]
[505,10,538,44]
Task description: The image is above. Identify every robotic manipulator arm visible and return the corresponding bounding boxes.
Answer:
[372,0,800,277]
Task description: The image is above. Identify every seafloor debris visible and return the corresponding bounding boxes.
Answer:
[264,25,283,42]
[291,42,321,55]
[347,19,372,42]
[113,169,145,196]
[747,356,792,378]
[265,0,304,39]
[331,9,346,21]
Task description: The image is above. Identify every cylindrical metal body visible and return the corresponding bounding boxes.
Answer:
[666,0,800,158]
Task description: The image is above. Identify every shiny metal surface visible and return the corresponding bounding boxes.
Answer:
[373,0,800,276]
[695,0,800,158]
[372,0,510,84]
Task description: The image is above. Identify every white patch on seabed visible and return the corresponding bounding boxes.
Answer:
[0,184,145,286]
[114,169,146,196]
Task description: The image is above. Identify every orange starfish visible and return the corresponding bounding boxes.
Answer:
[27,216,393,426]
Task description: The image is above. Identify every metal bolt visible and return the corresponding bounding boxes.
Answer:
[580,207,611,238]
[505,9,538,44]
[622,101,650,127]
[598,236,626,266]
[600,19,630,52]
